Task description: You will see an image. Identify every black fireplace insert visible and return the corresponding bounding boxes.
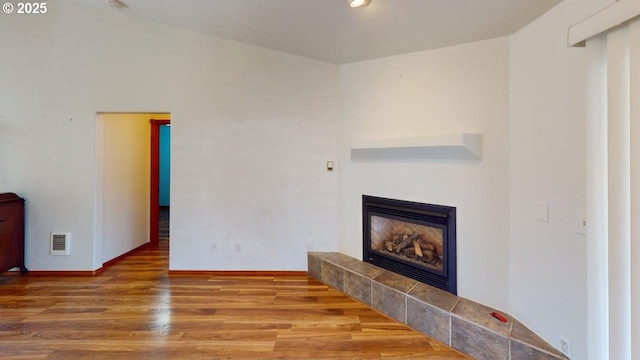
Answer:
[362,195,457,294]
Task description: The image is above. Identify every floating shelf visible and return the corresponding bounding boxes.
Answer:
[350,133,482,160]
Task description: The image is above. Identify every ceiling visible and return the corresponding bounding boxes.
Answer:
[66,0,563,64]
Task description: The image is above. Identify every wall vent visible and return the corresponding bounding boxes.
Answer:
[50,232,71,256]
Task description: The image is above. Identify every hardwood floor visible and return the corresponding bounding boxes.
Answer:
[0,241,469,359]
[158,206,169,242]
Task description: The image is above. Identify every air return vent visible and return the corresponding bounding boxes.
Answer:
[50,232,71,256]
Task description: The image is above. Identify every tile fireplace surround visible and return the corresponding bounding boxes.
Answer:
[308,252,569,360]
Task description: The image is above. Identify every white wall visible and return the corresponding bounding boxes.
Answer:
[508,0,614,358]
[0,0,339,271]
[98,113,152,263]
[337,37,511,309]
[170,116,338,270]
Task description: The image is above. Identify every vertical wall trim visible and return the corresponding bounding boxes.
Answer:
[94,115,105,270]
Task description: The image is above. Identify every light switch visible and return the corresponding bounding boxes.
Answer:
[326,161,334,171]
[536,202,549,222]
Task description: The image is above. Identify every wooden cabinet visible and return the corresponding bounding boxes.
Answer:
[0,193,27,274]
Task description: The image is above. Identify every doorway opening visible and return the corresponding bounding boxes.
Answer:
[150,119,171,247]
[96,113,170,269]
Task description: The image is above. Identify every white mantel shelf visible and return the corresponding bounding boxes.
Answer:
[350,133,482,160]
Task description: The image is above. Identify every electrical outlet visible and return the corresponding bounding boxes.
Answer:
[234,243,241,252]
[536,202,549,222]
[559,335,571,357]
[210,243,217,252]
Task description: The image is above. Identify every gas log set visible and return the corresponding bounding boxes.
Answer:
[381,232,443,269]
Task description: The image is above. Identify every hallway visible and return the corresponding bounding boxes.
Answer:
[159,207,169,242]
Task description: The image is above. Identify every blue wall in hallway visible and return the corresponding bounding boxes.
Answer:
[159,125,170,206]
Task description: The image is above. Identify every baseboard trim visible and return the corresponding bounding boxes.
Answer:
[27,243,151,276]
[168,270,308,276]
[103,242,150,268]
[27,270,102,276]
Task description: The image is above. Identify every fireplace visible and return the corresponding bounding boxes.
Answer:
[363,195,457,294]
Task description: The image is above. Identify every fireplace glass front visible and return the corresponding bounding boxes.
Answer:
[363,195,457,294]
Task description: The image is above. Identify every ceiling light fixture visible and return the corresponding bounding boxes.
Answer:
[348,0,370,8]
[106,0,128,9]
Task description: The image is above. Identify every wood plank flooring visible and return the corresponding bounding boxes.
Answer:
[0,241,469,359]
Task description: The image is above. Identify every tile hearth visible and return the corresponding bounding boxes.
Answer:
[307,252,569,360]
